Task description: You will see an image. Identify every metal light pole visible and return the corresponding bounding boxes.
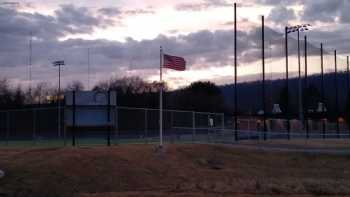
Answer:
[334,50,340,136]
[347,56,350,135]
[284,26,290,139]
[262,16,267,141]
[304,35,309,138]
[297,29,302,125]
[234,3,238,141]
[88,48,91,90]
[320,43,326,138]
[29,32,33,94]
[53,60,65,138]
[286,24,311,130]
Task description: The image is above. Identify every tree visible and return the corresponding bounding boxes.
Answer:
[0,78,12,108]
[12,86,25,107]
[94,76,167,93]
[65,81,85,92]
[278,86,288,114]
[93,76,168,108]
[303,84,321,112]
[30,82,54,104]
[0,79,24,108]
[172,81,225,112]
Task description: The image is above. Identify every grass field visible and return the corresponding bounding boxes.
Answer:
[1,142,350,197]
[237,139,350,152]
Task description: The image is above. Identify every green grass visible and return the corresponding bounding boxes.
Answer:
[0,136,211,148]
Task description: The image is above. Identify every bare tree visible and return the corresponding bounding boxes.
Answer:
[93,76,168,93]
[65,81,85,92]
[31,82,54,104]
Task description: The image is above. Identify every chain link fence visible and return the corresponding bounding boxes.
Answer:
[0,107,349,147]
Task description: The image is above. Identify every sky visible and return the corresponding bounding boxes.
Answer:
[0,0,350,90]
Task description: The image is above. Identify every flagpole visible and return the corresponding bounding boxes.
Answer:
[159,46,163,147]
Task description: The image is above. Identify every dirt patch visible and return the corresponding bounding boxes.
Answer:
[0,144,350,197]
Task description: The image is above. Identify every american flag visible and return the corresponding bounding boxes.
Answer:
[163,54,186,71]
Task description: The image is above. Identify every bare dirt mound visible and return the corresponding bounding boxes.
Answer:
[0,144,350,197]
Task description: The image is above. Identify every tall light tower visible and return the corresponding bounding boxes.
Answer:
[53,60,65,138]
[29,32,33,93]
[88,48,91,90]
[286,24,311,128]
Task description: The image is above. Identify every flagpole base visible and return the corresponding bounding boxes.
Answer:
[154,144,166,155]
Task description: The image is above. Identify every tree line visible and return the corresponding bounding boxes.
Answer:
[1,73,349,121]
[0,77,226,113]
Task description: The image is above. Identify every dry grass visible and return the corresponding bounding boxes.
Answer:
[240,139,350,149]
[0,144,350,197]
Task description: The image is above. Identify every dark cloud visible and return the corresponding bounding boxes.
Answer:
[175,0,231,11]
[300,0,350,24]
[55,4,114,34]
[301,0,344,23]
[0,7,61,41]
[256,0,301,6]
[175,0,300,11]
[124,9,155,15]
[0,4,312,77]
[98,7,121,17]
[0,16,290,73]
[98,7,155,18]
[267,5,296,24]
[338,2,350,23]
[0,4,114,43]
[1,1,349,87]
[0,5,116,72]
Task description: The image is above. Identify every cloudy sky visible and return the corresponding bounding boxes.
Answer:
[0,0,350,89]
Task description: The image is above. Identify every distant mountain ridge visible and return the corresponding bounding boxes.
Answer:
[221,72,350,116]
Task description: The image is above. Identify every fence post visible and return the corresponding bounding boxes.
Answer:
[115,96,119,145]
[63,118,67,146]
[33,109,36,145]
[207,114,210,143]
[6,111,9,145]
[170,111,173,129]
[114,106,119,144]
[72,91,76,147]
[221,113,225,131]
[322,119,326,139]
[145,109,148,144]
[107,90,111,146]
[192,111,195,142]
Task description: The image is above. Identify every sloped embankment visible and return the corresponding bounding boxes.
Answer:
[0,144,350,197]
